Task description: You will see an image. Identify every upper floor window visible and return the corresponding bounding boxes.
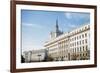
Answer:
[85,33,87,37]
[85,39,87,43]
[82,40,84,44]
[75,37,76,40]
[77,41,78,45]
[82,34,84,38]
[86,45,88,50]
[77,36,78,40]
[83,46,84,51]
[80,41,81,45]
[79,35,81,39]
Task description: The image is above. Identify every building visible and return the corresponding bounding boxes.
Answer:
[23,49,47,62]
[23,20,90,62]
[44,20,90,61]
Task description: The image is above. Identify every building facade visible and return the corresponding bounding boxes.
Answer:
[44,21,90,61]
[23,49,47,62]
[23,20,90,62]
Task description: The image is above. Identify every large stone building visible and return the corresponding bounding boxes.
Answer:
[23,49,47,62]
[23,20,90,62]
[44,20,90,61]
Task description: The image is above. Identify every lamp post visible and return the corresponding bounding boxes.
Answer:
[38,54,41,62]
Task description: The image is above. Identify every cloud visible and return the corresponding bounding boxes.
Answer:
[22,23,33,26]
[67,23,79,29]
[22,23,44,29]
[64,13,72,19]
[68,24,77,28]
[64,12,90,20]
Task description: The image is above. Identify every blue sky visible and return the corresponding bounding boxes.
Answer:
[21,10,90,52]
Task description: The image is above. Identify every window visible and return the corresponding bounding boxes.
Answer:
[75,42,76,46]
[85,33,87,37]
[80,54,81,57]
[80,41,81,45]
[73,48,74,53]
[86,45,88,50]
[77,48,79,52]
[72,38,74,41]
[83,46,84,51]
[85,39,87,43]
[77,41,78,45]
[77,36,78,40]
[73,43,74,46]
[86,53,87,56]
[82,34,84,38]
[83,53,84,56]
[79,35,81,39]
[80,47,81,52]
[75,48,76,53]
[82,40,84,44]
[75,37,76,40]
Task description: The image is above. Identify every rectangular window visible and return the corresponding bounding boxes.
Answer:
[82,34,84,38]
[85,33,87,37]
[77,48,79,52]
[86,45,88,50]
[75,48,76,53]
[82,40,84,44]
[80,35,81,39]
[77,41,78,45]
[80,47,81,52]
[80,41,81,45]
[77,36,78,40]
[75,37,76,40]
[83,46,84,51]
[75,42,76,46]
[85,39,87,43]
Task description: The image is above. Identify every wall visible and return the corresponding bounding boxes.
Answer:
[0,0,100,73]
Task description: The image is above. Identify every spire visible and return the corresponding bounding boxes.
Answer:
[50,18,63,39]
[56,19,58,27]
[56,19,59,32]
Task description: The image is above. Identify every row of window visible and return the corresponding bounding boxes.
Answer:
[49,45,89,56]
[70,25,89,36]
[70,39,88,47]
[48,33,89,49]
[50,51,90,61]
[49,39,88,52]
[70,32,88,41]
[72,45,88,53]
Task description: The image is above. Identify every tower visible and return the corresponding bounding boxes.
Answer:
[50,19,63,39]
[55,19,59,33]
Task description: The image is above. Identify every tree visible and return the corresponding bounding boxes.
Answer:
[21,55,25,63]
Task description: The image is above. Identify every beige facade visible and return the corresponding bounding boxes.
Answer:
[44,24,90,61]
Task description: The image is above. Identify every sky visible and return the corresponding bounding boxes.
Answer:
[21,10,90,52]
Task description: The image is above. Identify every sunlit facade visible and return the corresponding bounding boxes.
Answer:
[44,21,90,61]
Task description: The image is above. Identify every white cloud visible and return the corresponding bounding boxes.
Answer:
[22,23,44,29]
[68,24,77,28]
[22,23,33,27]
[65,12,90,20]
[64,13,72,19]
[65,23,80,31]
